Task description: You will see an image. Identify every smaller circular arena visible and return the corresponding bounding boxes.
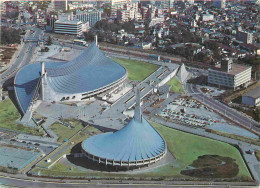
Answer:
[81,92,167,169]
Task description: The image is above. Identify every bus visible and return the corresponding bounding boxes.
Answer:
[73,39,87,46]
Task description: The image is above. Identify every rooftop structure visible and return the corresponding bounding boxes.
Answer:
[14,42,127,117]
[81,90,167,168]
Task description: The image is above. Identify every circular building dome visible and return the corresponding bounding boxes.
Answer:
[81,92,167,167]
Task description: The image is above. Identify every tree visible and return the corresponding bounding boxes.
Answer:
[84,30,94,41]
[46,36,52,45]
[103,7,111,17]
[0,28,21,44]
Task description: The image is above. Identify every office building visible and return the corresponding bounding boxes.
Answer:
[54,19,82,35]
[75,9,102,27]
[208,58,252,90]
[111,0,129,17]
[213,0,226,9]
[236,30,253,44]
[52,0,68,11]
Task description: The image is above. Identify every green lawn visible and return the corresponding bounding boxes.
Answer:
[112,58,159,81]
[167,77,184,93]
[50,119,84,142]
[0,99,40,135]
[33,122,251,181]
[255,151,260,161]
[39,162,86,177]
[151,122,251,179]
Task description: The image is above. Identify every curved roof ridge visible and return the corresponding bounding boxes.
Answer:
[14,44,126,114]
[45,43,98,77]
[82,116,167,163]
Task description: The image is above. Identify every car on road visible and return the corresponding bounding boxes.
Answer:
[246,149,255,155]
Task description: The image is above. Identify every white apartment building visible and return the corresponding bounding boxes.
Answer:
[117,2,140,21]
[111,0,129,17]
[75,9,102,26]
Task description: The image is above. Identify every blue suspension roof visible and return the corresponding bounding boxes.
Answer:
[81,117,166,162]
[14,43,127,114]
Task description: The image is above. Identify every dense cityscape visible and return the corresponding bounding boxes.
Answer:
[0,0,260,187]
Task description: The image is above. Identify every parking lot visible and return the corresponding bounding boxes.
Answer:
[158,96,259,139]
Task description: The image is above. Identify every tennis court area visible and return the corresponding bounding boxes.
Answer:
[0,146,41,170]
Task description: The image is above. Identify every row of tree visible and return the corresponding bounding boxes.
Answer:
[0,27,21,44]
[84,20,136,42]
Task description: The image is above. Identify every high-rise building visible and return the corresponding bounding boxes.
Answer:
[236,30,253,44]
[111,0,130,17]
[213,0,226,9]
[117,2,139,21]
[0,1,6,15]
[75,9,102,27]
[47,14,58,29]
[52,0,68,11]
[161,0,174,10]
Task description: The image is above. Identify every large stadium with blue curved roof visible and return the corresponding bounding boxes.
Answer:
[14,42,127,117]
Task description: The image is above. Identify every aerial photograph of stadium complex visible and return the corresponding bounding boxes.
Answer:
[0,0,259,187]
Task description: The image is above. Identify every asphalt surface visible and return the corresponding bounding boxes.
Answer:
[79,64,179,130]
[0,173,257,188]
[0,27,43,85]
[186,83,260,134]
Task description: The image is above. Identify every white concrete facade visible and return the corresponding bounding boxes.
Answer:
[208,66,251,90]
[54,20,82,35]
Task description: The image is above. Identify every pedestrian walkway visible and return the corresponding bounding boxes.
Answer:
[41,118,57,139]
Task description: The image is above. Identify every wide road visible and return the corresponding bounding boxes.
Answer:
[0,173,257,188]
[0,27,43,85]
[187,83,260,134]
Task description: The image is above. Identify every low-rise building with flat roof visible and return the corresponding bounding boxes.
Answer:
[208,58,251,90]
[242,86,260,106]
